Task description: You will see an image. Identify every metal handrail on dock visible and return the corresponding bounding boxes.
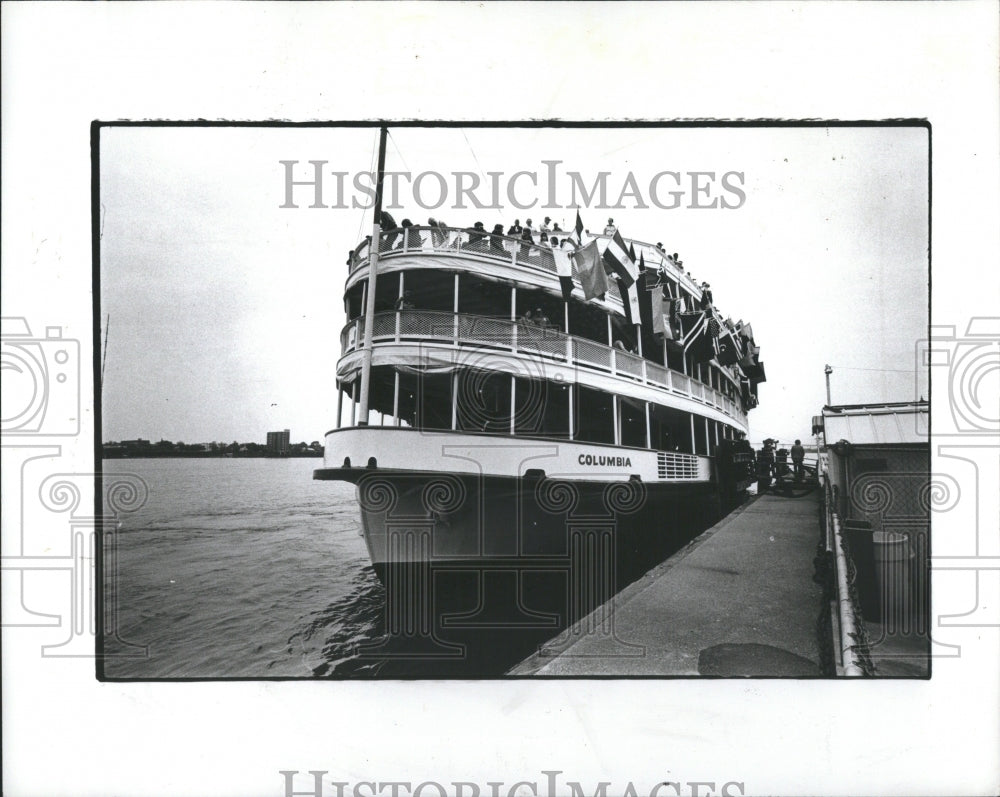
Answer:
[824,473,864,676]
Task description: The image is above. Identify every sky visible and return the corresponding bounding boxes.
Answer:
[100,124,929,447]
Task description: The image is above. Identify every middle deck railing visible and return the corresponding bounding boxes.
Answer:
[340,310,747,425]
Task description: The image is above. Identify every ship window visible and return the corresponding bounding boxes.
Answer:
[568,301,609,345]
[516,290,563,330]
[649,403,693,454]
[575,386,614,445]
[666,347,685,373]
[374,273,400,313]
[640,330,665,365]
[346,281,365,320]
[367,366,397,425]
[396,370,418,428]
[417,371,452,431]
[459,274,510,318]
[402,268,454,313]
[619,396,647,449]
[457,368,511,434]
[513,376,569,439]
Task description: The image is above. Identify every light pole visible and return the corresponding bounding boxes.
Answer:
[824,364,833,406]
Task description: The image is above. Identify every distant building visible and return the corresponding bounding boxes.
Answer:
[266,429,290,456]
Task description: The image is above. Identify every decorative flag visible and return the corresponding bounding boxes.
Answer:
[602,230,641,325]
[674,310,713,362]
[602,230,636,288]
[689,324,716,363]
[647,264,670,290]
[636,255,667,338]
[637,253,653,329]
[679,311,706,340]
[650,283,665,337]
[741,345,765,383]
[553,241,575,301]
[715,327,741,365]
[574,210,585,243]
[572,239,609,301]
[662,297,682,341]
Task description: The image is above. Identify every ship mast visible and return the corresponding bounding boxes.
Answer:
[357,125,389,426]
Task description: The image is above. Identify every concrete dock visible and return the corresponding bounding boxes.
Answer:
[509,491,824,676]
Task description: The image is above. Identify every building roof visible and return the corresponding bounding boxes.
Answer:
[821,400,928,446]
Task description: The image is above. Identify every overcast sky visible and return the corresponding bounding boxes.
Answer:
[100,124,928,447]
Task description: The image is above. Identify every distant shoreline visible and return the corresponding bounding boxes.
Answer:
[101,451,322,459]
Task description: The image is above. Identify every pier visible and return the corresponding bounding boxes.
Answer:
[509,490,825,676]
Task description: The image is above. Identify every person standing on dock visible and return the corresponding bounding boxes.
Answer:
[791,439,805,481]
[757,440,775,492]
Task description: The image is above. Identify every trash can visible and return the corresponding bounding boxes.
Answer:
[873,531,916,632]
[840,519,879,620]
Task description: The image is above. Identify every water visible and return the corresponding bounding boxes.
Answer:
[102,458,387,679]
[101,458,719,679]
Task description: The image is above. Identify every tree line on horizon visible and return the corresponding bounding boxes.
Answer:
[102,439,323,458]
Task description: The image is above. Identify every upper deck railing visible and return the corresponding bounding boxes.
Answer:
[339,310,747,426]
[347,226,706,302]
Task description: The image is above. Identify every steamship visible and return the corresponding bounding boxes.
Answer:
[315,131,764,619]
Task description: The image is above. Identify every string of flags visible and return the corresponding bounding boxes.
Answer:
[566,210,763,384]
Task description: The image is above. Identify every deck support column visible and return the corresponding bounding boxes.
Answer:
[351,379,358,426]
[511,287,517,351]
[393,370,400,427]
[453,273,460,344]
[612,396,620,446]
[568,384,575,441]
[510,375,516,436]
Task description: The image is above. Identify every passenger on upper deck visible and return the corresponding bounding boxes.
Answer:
[397,218,423,250]
[507,219,522,237]
[395,290,415,311]
[428,217,447,246]
[532,307,551,329]
[519,224,534,259]
[490,224,507,256]
[380,211,399,249]
[464,221,488,252]
[540,216,552,234]
[604,218,617,235]
[700,282,714,310]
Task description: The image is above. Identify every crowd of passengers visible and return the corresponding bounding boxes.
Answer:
[347,213,706,288]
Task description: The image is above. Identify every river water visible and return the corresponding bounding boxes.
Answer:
[101,457,716,679]
[102,458,390,679]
